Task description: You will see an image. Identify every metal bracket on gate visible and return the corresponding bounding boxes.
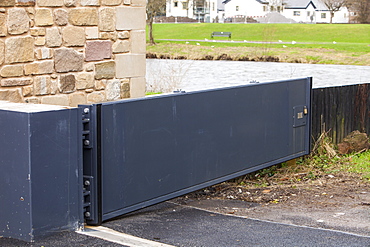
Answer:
[83,176,94,220]
[82,107,92,149]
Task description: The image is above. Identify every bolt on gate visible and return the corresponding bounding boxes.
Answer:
[0,77,311,241]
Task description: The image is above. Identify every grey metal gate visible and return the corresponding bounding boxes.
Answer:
[81,77,312,225]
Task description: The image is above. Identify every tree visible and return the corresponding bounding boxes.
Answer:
[321,0,347,23]
[146,0,166,45]
[347,0,370,23]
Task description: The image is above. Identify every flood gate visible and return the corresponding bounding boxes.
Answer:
[81,77,312,225]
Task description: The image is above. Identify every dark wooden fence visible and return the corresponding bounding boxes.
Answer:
[312,83,369,144]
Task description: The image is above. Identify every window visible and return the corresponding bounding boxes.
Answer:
[270,6,274,11]
[293,11,300,16]
[307,11,310,16]
[321,13,326,18]
[174,1,178,7]
[277,6,281,12]
[263,6,267,11]
[182,1,187,9]
[212,2,215,11]
[236,6,239,11]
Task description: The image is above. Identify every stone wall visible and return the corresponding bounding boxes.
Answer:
[0,0,146,106]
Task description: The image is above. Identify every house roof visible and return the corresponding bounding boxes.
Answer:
[284,0,328,10]
[222,0,268,5]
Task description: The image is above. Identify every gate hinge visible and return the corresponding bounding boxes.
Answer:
[82,106,92,149]
[83,176,94,221]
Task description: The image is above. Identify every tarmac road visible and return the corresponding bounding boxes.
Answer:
[1,201,369,246]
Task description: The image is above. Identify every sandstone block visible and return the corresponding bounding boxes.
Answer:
[50,78,58,94]
[131,0,145,6]
[130,30,146,54]
[99,8,115,31]
[0,64,23,77]
[41,95,69,106]
[130,77,145,98]
[35,37,46,46]
[69,92,86,107]
[95,61,115,79]
[30,28,46,36]
[16,0,36,6]
[0,0,15,6]
[35,47,53,60]
[24,60,54,75]
[115,54,145,78]
[118,31,129,39]
[0,89,23,103]
[64,0,76,6]
[0,13,6,36]
[35,8,53,26]
[102,0,121,5]
[34,75,51,95]
[116,7,146,30]
[85,63,94,71]
[38,0,63,6]
[105,79,120,100]
[94,79,105,90]
[62,26,85,46]
[112,40,129,53]
[80,0,99,6]
[59,74,76,93]
[0,39,4,65]
[69,8,98,26]
[54,48,84,72]
[87,91,105,103]
[1,78,32,87]
[123,0,130,5]
[46,27,62,47]
[120,79,130,98]
[54,9,68,26]
[5,37,34,64]
[76,72,94,89]
[22,85,33,97]
[86,27,99,40]
[7,8,29,35]
[85,40,112,61]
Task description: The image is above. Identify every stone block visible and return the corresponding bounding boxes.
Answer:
[0,65,23,77]
[22,85,33,97]
[35,47,53,60]
[76,72,94,89]
[80,0,99,6]
[101,0,121,5]
[35,37,46,46]
[105,79,120,100]
[7,8,29,35]
[99,8,115,31]
[130,30,146,54]
[131,0,145,6]
[59,74,76,93]
[95,79,105,90]
[5,37,34,64]
[34,76,51,95]
[85,27,99,40]
[69,92,86,107]
[69,8,98,26]
[30,28,46,36]
[118,31,129,39]
[87,91,105,103]
[115,54,145,78]
[0,0,15,6]
[62,26,85,47]
[123,0,130,5]
[41,95,69,106]
[37,0,63,6]
[24,60,54,75]
[54,9,68,26]
[1,78,32,87]
[130,77,145,98]
[46,27,62,47]
[95,61,115,79]
[54,48,84,72]
[0,89,23,103]
[116,7,145,30]
[85,63,94,72]
[0,39,3,65]
[64,0,76,6]
[85,41,112,61]
[35,8,53,26]
[25,97,39,104]
[120,79,130,98]
[16,0,36,6]
[0,13,6,36]
[112,40,129,53]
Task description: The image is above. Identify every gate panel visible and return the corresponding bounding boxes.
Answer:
[83,78,312,225]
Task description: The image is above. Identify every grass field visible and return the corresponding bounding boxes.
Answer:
[147,23,370,65]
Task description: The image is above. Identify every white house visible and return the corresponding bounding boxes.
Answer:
[166,0,219,22]
[222,0,271,20]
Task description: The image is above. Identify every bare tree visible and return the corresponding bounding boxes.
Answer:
[347,0,370,23]
[147,0,166,45]
[321,0,347,23]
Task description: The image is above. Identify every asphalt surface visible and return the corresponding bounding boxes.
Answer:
[1,201,370,247]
